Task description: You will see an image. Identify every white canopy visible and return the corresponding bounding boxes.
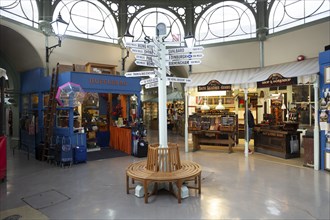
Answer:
[188,58,319,89]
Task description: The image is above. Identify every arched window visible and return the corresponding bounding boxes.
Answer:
[195,1,256,45]
[128,7,185,46]
[0,0,39,27]
[269,0,330,34]
[53,0,118,43]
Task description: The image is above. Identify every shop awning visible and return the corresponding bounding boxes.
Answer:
[248,58,318,84]
[187,68,258,89]
[188,58,318,89]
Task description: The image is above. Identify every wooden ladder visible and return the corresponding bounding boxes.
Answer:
[42,63,59,161]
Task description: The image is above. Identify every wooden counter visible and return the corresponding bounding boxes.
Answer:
[109,126,131,154]
[254,128,301,159]
[191,130,236,153]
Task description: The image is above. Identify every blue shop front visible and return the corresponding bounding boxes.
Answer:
[20,69,141,157]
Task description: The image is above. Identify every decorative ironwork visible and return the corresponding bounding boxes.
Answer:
[168,6,186,25]
[269,0,330,33]
[127,5,145,21]
[52,0,118,43]
[195,1,256,45]
[0,0,38,27]
[0,0,329,46]
[128,7,185,45]
[193,3,212,23]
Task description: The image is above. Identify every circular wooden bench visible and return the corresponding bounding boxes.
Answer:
[126,143,202,203]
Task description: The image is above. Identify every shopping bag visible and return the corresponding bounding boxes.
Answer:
[290,135,299,153]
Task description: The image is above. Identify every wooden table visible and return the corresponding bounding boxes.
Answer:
[191,130,236,153]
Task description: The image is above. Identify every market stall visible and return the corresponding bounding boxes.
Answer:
[20,67,141,155]
[186,58,319,162]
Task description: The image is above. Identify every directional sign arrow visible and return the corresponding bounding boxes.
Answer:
[145,80,170,89]
[125,70,156,77]
[166,46,204,55]
[140,77,158,85]
[126,42,155,50]
[145,82,159,89]
[135,60,157,67]
[167,59,201,66]
[135,55,160,68]
[167,53,204,60]
[166,77,192,83]
[131,48,157,56]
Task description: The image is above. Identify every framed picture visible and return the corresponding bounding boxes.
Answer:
[324,66,330,84]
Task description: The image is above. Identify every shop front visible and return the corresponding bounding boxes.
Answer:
[185,58,319,164]
[20,68,141,156]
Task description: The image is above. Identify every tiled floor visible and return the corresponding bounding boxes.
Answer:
[0,131,329,220]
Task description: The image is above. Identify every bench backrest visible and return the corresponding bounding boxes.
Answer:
[146,143,181,172]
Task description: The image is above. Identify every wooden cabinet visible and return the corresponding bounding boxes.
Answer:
[85,62,117,74]
[254,128,301,159]
[109,126,132,154]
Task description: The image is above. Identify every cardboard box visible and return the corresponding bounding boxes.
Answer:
[58,64,73,73]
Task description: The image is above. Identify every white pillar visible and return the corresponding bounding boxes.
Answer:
[184,86,189,153]
[244,86,249,157]
[313,75,320,170]
[157,39,168,148]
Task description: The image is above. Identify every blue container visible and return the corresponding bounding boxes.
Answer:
[73,145,87,164]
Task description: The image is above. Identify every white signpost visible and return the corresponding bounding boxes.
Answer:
[127,29,203,150]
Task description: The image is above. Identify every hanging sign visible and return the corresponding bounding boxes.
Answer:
[257,73,298,88]
[197,80,231,92]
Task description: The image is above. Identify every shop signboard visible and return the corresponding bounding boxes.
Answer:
[197,80,231,92]
[257,73,297,88]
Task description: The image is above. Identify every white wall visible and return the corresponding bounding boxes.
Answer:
[264,21,330,66]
